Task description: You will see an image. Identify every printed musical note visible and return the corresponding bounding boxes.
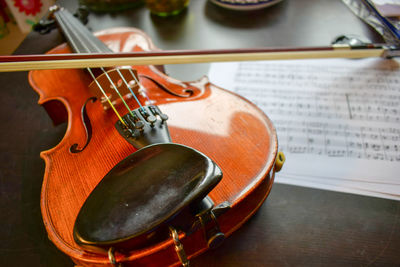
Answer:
[209,58,400,200]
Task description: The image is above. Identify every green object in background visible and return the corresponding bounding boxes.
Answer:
[145,0,189,16]
[79,0,144,12]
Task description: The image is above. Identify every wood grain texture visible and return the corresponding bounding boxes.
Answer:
[29,28,277,266]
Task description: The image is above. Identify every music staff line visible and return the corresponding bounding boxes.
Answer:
[273,120,400,162]
[228,61,400,162]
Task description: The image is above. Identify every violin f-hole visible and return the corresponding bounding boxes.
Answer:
[70,97,97,153]
[139,75,193,98]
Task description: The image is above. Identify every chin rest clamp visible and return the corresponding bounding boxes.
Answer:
[107,247,122,267]
[170,227,190,267]
[193,197,229,250]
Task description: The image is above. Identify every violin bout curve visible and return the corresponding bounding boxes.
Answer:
[34,27,278,266]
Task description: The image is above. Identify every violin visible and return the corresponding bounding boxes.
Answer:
[26,6,282,266]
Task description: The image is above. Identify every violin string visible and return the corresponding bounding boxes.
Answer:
[61,10,146,116]
[75,26,150,108]
[63,14,150,105]
[57,12,139,112]
[87,68,127,125]
[128,68,151,103]
[61,9,149,110]
[56,10,127,125]
[65,9,151,106]
[99,66,135,116]
[70,12,152,105]
[60,9,107,54]
[115,68,144,109]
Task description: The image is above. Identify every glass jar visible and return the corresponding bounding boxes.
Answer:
[79,0,144,12]
[145,0,189,16]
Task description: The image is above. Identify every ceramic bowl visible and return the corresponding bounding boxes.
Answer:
[210,0,283,10]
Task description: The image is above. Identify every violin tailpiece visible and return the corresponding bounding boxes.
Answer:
[115,105,171,149]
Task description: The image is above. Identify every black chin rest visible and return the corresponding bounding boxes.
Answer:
[73,143,222,251]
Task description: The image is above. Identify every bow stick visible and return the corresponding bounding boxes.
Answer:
[0,44,399,72]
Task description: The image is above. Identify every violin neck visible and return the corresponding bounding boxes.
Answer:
[54,9,113,54]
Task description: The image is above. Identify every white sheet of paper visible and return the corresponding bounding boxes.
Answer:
[208,58,400,201]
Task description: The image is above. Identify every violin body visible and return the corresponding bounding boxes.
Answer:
[29,27,278,266]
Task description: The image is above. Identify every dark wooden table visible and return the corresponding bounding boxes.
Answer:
[1,0,399,266]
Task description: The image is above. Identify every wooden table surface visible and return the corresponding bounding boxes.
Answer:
[0,0,399,266]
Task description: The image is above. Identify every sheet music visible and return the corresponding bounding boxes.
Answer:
[208,58,400,201]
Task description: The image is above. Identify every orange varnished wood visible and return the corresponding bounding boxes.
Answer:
[29,28,278,266]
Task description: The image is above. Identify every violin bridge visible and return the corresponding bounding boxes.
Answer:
[88,68,140,110]
[115,105,172,149]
